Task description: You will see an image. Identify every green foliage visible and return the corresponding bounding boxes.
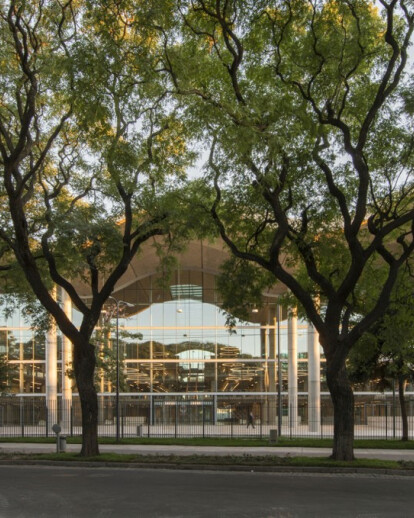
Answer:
[349,268,414,387]
[0,0,197,335]
[0,354,9,393]
[217,257,276,324]
[160,0,414,351]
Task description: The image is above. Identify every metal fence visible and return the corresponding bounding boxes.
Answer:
[0,396,413,440]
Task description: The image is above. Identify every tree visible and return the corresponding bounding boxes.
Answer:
[0,1,191,455]
[0,354,9,394]
[349,267,414,441]
[155,0,414,459]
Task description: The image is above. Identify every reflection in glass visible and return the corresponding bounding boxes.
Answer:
[7,332,20,360]
[0,331,6,356]
[22,333,33,360]
[34,336,45,360]
[217,362,264,392]
[8,363,20,393]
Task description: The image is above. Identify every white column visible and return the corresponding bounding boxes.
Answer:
[19,341,24,392]
[260,325,267,392]
[267,307,277,425]
[46,291,58,429]
[288,308,298,428]
[61,291,73,432]
[307,322,321,433]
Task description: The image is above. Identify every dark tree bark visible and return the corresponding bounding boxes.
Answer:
[73,338,99,456]
[326,359,355,461]
[398,376,408,442]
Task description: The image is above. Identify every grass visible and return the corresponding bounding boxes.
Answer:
[1,436,414,470]
[1,436,413,449]
[1,451,412,471]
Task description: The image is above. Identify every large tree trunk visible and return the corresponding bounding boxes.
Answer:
[73,339,99,456]
[398,376,408,442]
[326,360,355,461]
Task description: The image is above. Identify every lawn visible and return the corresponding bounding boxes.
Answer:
[1,436,413,449]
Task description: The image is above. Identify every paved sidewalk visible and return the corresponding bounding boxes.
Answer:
[1,442,414,461]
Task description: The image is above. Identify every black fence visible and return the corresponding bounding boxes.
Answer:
[0,396,413,440]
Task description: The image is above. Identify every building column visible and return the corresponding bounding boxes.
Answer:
[46,290,58,430]
[61,290,73,432]
[267,306,277,425]
[307,322,321,433]
[288,308,298,428]
[19,340,24,393]
[260,325,267,393]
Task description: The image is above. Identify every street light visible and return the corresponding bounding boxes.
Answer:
[108,296,135,442]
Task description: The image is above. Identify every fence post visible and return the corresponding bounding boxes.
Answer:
[70,405,73,437]
[385,403,388,440]
[259,402,262,440]
[175,399,178,439]
[121,404,124,439]
[392,381,396,439]
[147,403,150,438]
[46,404,49,438]
[20,397,24,438]
[277,399,282,438]
[320,406,323,440]
[149,395,153,426]
[202,402,205,439]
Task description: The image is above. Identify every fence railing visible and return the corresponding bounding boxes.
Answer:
[0,396,412,440]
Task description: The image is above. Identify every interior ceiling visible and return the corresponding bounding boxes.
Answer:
[76,238,288,323]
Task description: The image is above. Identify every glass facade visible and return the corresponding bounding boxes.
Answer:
[3,269,409,401]
[0,272,314,398]
[0,326,46,394]
[94,271,314,396]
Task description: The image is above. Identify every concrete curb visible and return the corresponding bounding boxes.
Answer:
[1,459,414,476]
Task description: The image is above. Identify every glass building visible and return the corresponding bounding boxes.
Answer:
[0,240,410,432]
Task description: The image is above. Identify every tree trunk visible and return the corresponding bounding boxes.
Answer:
[73,339,99,456]
[326,360,355,461]
[398,376,408,442]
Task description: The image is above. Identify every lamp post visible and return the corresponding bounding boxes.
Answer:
[108,296,135,442]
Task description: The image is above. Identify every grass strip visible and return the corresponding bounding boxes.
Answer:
[1,436,413,449]
[1,451,412,471]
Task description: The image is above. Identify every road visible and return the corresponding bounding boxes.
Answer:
[0,465,412,518]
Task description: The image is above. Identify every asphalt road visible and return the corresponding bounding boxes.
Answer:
[0,465,412,518]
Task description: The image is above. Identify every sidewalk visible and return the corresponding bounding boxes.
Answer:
[0,442,413,462]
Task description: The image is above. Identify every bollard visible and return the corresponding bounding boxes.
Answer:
[52,424,62,453]
[136,425,142,437]
[59,435,67,453]
[269,429,278,443]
